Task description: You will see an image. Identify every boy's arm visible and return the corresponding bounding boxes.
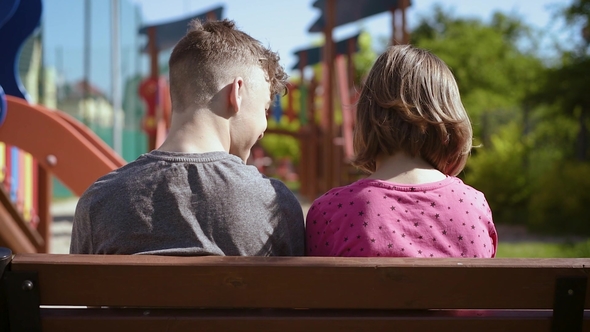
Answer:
[69,198,93,254]
[270,180,305,256]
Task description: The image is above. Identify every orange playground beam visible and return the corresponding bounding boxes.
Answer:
[0,96,125,197]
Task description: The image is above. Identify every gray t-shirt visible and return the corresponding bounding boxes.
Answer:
[70,150,305,256]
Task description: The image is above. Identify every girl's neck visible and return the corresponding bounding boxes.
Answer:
[368,152,447,185]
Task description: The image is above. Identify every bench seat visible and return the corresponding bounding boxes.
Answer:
[2,248,589,331]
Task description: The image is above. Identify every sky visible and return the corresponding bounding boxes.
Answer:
[128,0,568,65]
[42,0,571,96]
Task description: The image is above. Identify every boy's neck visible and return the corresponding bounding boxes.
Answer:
[157,107,229,155]
[368,152,446,185]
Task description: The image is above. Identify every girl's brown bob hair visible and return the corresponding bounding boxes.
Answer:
[352,45,472,176]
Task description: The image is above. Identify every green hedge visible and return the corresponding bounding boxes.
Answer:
[528,161,590,235]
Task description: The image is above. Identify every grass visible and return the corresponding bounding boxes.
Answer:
[497,241,590,258]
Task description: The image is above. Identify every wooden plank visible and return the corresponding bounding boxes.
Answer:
[321,0,336,192]
[334,55,353,159]
[14,253,590,268]
[39,308,590,332]
[307,77,319,200]
[0,198,37,253]
[36,165,51,253]
[0,175,43,249]
[11,255,590,309]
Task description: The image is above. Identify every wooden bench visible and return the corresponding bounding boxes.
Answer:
[1,247,589,332]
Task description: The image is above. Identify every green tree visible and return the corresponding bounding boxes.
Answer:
[531,55,590,160]
[352,31,378,83]
[563,0,590,45]
[531,0,590,161]
[519,0,590,233]
[410,7,552,226]
[411,7,544,141]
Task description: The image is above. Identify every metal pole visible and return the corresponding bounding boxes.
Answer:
[56,46,63,100]
[133,4,141,155]
[83,0,91,126]
[147,27,158,151]
[111,0,122,155]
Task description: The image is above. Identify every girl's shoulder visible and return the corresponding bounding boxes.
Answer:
[317,179,381,197]
[310,179,379,207]
[444,177,487,197]
[310,176,487,208]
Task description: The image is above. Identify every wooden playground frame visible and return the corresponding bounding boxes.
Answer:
[282,0,412,201]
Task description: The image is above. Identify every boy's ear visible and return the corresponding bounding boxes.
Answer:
[229,77,244,114]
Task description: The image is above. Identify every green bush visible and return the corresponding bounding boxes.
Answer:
[464,122,530,225]
[528,161,590,235]
[261,116,301,165]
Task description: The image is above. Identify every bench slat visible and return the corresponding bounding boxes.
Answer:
[12,253,590,267]
[38,308,590,332]
[11,255,590,310]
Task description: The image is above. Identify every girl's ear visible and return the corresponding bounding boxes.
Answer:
[229,77,244,114]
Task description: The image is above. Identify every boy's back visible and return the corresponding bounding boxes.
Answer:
[71,150,304,255]
[70,19,305,256]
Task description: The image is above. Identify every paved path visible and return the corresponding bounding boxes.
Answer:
[50,198,78,254]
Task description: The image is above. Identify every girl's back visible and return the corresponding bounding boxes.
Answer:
[305,45,497,258]
[306,177,497,257]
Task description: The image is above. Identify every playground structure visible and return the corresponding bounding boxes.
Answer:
[266,33,361,199]
[269,0,411,201]
[0,0,125,253]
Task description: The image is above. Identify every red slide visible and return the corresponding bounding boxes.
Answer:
[0,96,126,253]
[0,96,125,196]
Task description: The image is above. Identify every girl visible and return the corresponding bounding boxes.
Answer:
[306,45,497,258]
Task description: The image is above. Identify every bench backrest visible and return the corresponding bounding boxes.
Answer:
[2,249,590,331]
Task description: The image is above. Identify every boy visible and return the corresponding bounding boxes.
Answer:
[70,19,305,256]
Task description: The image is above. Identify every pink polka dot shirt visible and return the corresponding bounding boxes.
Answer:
[305,177,497,258]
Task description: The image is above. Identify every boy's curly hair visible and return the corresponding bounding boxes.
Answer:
[169,19,288,112]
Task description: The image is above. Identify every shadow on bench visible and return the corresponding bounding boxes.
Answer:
[1,247,589,331]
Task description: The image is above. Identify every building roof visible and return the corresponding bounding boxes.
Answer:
[308,0,407,32]
[291,33,360,70]
[138,6,224,52]
[62,80,108,100]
